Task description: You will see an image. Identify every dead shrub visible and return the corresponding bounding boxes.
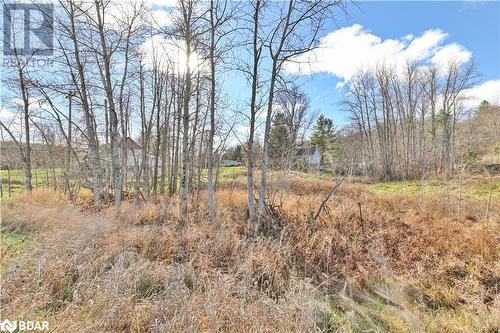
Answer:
[215,189,247,210]
[1,176,498,332]
[133,202,166,225]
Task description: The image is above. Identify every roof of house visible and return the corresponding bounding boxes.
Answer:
[100,137,141,151]
[120,137,141,150]
[296,147,317,157]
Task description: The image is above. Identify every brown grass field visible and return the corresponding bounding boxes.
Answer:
[0,172,499,332]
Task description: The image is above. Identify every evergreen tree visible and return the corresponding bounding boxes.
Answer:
[224,145,243,162]
[311,115,337,166]
[269,112,292,168]
[478,100,491,115]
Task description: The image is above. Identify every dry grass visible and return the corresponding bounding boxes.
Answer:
[1,175,498,332]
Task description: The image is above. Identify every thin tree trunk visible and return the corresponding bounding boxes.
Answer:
[207,0,217,219]
[247,0,261,224]
[258,66,278,224]
[179,2,193,227]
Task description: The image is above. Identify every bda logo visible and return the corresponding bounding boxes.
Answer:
[0,319,17,333]
[0,319,49,332]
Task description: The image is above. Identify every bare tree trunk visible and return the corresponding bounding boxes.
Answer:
[179,0,194,228]
[22,82,32,193]
[247,0,261,224]
[160,81,172,195]
[153,78,163,195]
[8,167,12,198]
[189,72,201,192]
[207,0,217,219]
[67,1,101,209]
[94,0,121,208]
[258,65,278,224]
[66,92,74,197]
[197,102,208,193]
[169,83,179,195]
[11,51,33,192]
[171,79,182,195]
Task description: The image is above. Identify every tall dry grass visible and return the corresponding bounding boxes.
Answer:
[0,176,498,332]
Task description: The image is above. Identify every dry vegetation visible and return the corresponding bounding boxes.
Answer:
[1,174,499,332]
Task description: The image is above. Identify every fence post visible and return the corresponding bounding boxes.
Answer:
[8,167,12,198]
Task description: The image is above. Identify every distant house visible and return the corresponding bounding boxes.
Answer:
[485,164,500,176]
[120,137,142,168]
[295,146,321,169]
[222,160,242,167]
[100,137,145,169]
[481,153,500,176]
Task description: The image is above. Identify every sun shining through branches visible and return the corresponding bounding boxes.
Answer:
[0,1,499,332]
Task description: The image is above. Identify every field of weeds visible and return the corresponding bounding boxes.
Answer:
[0,173,499,332]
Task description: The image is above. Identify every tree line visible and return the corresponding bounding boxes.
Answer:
[342,61,481,181]
[2,0,494,230]
[0,0,345,230]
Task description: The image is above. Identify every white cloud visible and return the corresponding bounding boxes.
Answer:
[0,108,16,122]
[335,81,346,89]
[152,0,178,8]
[138,35,174,71]
[152,9,174,27]
[403,34,414,41]
[463,79,500,109]
[76,1,176,31]
[285,24,472,81]
[401,29,446,61]
[0,107,23,138]
[431,43,472,69]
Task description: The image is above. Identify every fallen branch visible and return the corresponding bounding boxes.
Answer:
[358,201,366,251]
[312,178,344,223]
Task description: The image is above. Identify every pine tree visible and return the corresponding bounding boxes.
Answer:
[269,112,291,168]
[311,115,337,166]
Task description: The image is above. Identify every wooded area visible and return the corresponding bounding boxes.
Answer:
[2,1,497,223]
[0,0,349,226]
[1,1,499,332]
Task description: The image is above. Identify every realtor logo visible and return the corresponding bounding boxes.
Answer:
[0,319,49,332]
[0,319,16,333]
[3,3,54,55]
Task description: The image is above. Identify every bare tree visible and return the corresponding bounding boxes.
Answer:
[205,0,238,219]
[0,7,36,192]
[178,0,197,228]
[257,0,343,226]
[344,60,477,181]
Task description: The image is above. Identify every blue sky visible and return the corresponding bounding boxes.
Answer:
[297,0,500,126]
[2,0,499,141]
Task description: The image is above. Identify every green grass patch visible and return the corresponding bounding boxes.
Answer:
[0,168,64,183]
[368,178,499,199]
[0,168,65,204]
[0,168,64,205]
[0,225,31,267]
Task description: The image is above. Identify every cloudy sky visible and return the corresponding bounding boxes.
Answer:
[288,0,500,125]
[2,0,499,135]
[108,0,500,137]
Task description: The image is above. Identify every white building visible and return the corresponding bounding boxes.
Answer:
[100,137,145,169]
[295,147,321,169]
[120,137,142,168]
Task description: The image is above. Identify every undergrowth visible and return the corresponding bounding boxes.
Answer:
[0,178,498,332]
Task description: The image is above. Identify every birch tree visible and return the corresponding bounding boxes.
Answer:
[257,0,343,226]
